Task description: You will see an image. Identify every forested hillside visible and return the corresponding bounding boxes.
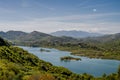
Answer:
[0,31,120,60]
[0,35,120,80]
[0,37,10,46]
[0,31,77,46]
[0,37,95,80]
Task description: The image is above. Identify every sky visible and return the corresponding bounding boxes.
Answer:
[0,0,120,34]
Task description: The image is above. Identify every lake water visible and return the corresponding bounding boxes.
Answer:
[20,46,120,77]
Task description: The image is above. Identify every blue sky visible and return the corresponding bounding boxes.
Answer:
[0,0,120,34]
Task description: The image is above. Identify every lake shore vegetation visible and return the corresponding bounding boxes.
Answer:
[60,56,81,61]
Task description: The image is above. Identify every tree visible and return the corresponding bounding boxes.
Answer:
[118,65,120,80]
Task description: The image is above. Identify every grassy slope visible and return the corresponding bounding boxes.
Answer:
[0,36,120,80]
[0,46,67,80]
[0,46,96,80]
[1,46,119,80]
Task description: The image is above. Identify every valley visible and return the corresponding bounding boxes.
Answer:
[1,30,119,60]
[0,30,120,80]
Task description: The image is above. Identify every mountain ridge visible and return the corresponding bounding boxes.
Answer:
[0,30,28,40]
[0,30,120,46]
[51,30,103,38]
[0,30,77,46]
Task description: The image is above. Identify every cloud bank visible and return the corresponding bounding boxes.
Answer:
[0,12,120,34]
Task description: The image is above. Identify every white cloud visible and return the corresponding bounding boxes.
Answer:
[38,12,120,22]
[0,13,120,34]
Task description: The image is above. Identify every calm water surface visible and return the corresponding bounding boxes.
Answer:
[20,46,120,77]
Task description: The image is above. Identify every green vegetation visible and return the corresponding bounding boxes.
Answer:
[44,40,120,60]
[0,37,10,46]
[0,32,120,79]
[40,48,50,52]
[3,31,119,60]
[0,37,95,80]
[60,56,81,61]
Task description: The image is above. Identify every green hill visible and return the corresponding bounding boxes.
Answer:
[0,34,120,80]
[0,31,77,46]
[18,31,77,47]
[81,33,120,43]
[79,33,120,57]
[1,30,120,60]
[0,30,27,40]
[0,37,10,46]
[0,37,94,80]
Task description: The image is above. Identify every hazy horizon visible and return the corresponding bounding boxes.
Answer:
[0,29,116,35]
[0,0,120,34]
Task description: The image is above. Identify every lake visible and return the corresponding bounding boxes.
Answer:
[20,46,120,77]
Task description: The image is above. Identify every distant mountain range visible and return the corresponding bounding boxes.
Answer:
[83,33,120,43]
[0,30,52,40]
[0,30,77,46]
[51,30,103,38]
[0,30,120,46]
[0,30,27,40]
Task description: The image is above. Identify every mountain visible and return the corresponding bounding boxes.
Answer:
[51,30,102,38]
[17,32,77,47]
[0,30,77,46]
[0,37,10,46]
[82,33,120,43]
[78,33,120,54]
[19,31,52,41]
[1,30,120,47]
[0,30,53,41]
[0,30,27,40]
